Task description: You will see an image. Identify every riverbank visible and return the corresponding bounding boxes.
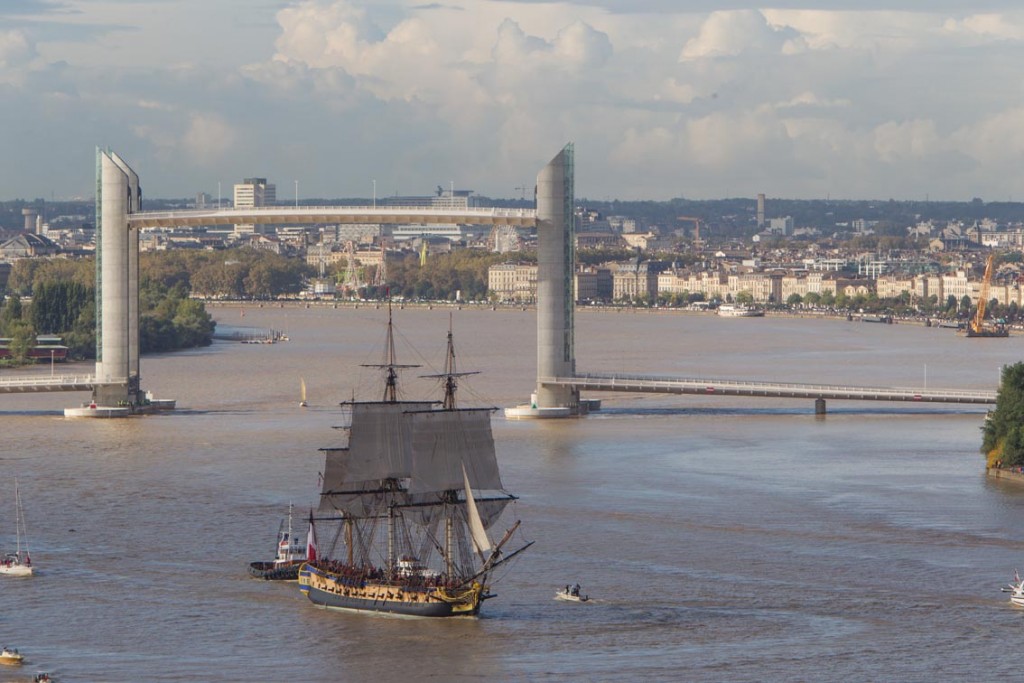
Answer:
[200,298,966,329]
[986,467,1024,484]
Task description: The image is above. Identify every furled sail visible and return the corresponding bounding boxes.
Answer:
[407,408,503,494]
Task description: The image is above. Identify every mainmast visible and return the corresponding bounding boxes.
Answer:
[361,297,419,403]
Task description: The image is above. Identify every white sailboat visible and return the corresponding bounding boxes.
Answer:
[1,479,33,577]
[299,377,308,408]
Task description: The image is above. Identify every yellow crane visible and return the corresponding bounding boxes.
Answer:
[967,254,1008,337]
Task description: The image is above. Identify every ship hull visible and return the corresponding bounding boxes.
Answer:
[298,564,483,618]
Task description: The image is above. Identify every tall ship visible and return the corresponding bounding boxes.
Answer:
[298,309,531,617]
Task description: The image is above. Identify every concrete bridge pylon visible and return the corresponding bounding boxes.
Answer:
[64,149,174,417]
[506,143,588,419]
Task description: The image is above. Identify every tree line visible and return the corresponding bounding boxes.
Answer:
[1,256,217,363]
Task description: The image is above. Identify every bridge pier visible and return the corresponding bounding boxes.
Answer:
[64,150,174,417]
[506,144,581,420]
[815,398,827,415]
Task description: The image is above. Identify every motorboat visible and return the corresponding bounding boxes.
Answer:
[0,647,24,665]
[555,584,589,602]
[717,304,763,318]
[1004,571,1024,606]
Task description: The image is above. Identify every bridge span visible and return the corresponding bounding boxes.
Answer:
[542,373,997,408]
[128,206,537,229]
[0,375,99,394]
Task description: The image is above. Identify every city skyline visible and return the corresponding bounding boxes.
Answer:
[2,1,1024,202]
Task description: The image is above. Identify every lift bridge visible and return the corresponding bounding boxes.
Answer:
[505,144,999,418]
[0,144,1003,417]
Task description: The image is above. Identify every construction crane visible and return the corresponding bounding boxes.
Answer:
[967,254,1008,337]
[677,216,704,251]
[372,242,387,287]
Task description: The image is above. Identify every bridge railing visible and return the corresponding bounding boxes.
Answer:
[0,375,99,387]
[543,373,997,402]
[132,206,538,221]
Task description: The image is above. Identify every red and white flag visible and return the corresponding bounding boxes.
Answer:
[306,511,318,563]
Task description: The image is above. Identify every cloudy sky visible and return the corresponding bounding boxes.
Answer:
[3,0,1024,202]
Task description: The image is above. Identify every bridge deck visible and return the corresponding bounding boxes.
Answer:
[544,373,996,405]
[0,375,99,393]
[129,206,537,229]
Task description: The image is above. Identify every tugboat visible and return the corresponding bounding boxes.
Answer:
[298,308,532,617]
[248,504,311,581]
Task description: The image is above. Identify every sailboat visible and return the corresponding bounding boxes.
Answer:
[248,504,311,581]
[1,479,33,577]
[298,308,532,617]
[299,377,308,408]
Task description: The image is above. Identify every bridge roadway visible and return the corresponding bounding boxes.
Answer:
[543,373,997,405]
[128,206,537,229]
[0,375,101,393]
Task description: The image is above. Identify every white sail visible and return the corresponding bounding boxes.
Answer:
[463,464,492,555]
[407,409,503,494]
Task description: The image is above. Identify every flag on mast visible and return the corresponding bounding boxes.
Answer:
[306,510,318,563]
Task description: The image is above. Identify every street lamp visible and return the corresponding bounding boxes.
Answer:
[373,179,376,209]
[50,349,54,377]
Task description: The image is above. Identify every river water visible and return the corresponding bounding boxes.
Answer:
[2,305,1024,682]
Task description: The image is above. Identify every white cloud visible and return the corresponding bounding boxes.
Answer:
[0,29,35,68]
[8,0,1024,200]
[182,114,237,165]
[680,10,800,60]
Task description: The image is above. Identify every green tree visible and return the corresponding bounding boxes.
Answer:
[0,294,24,335]
[786,293,803,307]
[172,298,215,347]
[982,363,1024,468]
[6,320,36,363]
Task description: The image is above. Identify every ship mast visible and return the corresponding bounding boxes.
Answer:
[423,314,479,411]
[361,297,419,403]
[422,315,482,582]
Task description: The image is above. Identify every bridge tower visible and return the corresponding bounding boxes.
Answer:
[91,148,142,407]
[507,143,583,417]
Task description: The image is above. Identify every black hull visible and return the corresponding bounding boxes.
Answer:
[248,561,302,581]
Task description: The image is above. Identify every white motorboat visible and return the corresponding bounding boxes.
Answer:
[555,584,589,602]
[1004,571,1024,606]
[0,647,24,665]
[717,304,764,318]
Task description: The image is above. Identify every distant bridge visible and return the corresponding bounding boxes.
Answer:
[128,206,537,229]
[542,373,997,408]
